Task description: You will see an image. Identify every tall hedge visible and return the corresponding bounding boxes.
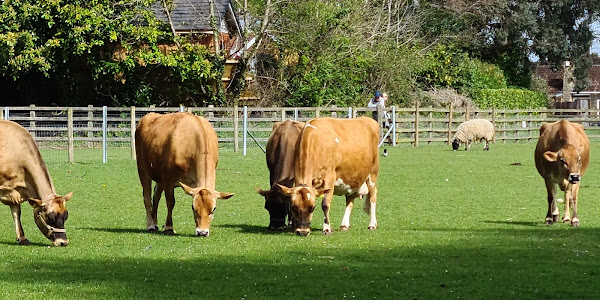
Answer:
[473,88,548,109]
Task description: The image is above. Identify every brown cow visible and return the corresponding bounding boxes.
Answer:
[135,112,234,237]
[534,119,590,227]
[278,117,379,236]
[256,120,304,230]
[0,120,72,246]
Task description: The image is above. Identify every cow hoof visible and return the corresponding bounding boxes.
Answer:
[18,239,31,246]
[163,229,176,236]
[340,226,349,231]
[552,215,560,223]
[323,230,333,236]
[571,221,580,228]
[544,220,554,225]
[563,218,571,223]
[368,225,377,230]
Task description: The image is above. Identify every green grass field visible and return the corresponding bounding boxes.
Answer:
[2,143,600,299]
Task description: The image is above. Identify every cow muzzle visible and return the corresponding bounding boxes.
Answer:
[195,228,210,237]
[295,228,311,236]
[568,173,581,184]
[34,207,68,246]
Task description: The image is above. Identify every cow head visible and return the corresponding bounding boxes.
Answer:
[29,192,73,247]
[180,182,234,237]
[543,144,583,184]
[452,139,460,151]
[277,184,330,236]
[255,186,290,230]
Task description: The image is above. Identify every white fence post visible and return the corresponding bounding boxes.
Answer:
[392,106,396,146]
[102,106,107,163]
[243,106,248,156]
[179,105,185,112]
[3,107,9,120]
[348,107,352,118]
[294,108,298,121]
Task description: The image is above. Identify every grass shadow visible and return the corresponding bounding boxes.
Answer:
[483,220,543,227]
[0,240,51,247]
[215,223,295,235]
[81,227,152,234]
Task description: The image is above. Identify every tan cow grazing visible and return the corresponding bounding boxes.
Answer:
[278,117,379,236]
[256,120,304,230]
[135,112,234,237]
[0,120,72,246]
[534,119,590,227]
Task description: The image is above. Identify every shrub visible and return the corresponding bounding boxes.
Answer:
[472,88,548,109]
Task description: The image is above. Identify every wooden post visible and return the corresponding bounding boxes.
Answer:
[233,105,239,152]
[491,106,496,143]
[68,108,74,163]
[87,105,93,148]
[448,105,453,145]
[131,106,136,159]
[465,105,469,121]
[315,109,320,118]
[414,101,419,147]
[428,107,432,144]
[29,105,36,137]
[281,108,286,121]
[331,105,337,118]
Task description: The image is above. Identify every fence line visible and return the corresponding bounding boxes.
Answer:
[2,105,600,162]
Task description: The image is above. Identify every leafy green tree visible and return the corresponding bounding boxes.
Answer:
[418,0,600,91]
[0,0,224,106]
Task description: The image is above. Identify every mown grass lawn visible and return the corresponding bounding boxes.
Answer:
[2,143,600,299]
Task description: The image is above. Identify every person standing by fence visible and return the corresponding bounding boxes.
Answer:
[368,91,385,121]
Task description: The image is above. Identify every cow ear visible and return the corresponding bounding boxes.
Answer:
[217,192,235,200]
[255,186,269,196]
[179,182,196,195]
[28,198,44,207]
[276,184,294,196]
[543,151,558,162]
[317,188,331,197]
[64,192,73,202]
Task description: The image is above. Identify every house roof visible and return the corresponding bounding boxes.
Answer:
[153,0,238,33]
[535,64,600,94]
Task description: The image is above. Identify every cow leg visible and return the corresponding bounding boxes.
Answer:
[563,183,572,224]
[163,187,176,235]
[484,139,490,151]
[150,183,163,232]
[544,180,558,224]
[340,195,355,231]
[140,175,158,232]
[570,184,580,227]
[9,204,30,245]
[322,189,334,235]
[366,177,378,230]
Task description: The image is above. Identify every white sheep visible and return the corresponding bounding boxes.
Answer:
[452,119,495,151]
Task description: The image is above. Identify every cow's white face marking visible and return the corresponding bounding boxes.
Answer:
[334,137,340,143]
[306,193,311,199]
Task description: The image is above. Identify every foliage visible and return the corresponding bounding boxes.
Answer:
[472,88,548,109]
[418,0,600,90]
[0,0,225,106]
[250,0,423,107]
[415,44,506,97]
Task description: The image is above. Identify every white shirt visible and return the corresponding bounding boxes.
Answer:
[368,96,385,109]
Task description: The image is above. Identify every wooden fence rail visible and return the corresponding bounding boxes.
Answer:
[2,105,600,162]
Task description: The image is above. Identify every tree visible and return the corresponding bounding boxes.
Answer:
[418,0,600,91]
[0,0,224,106]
